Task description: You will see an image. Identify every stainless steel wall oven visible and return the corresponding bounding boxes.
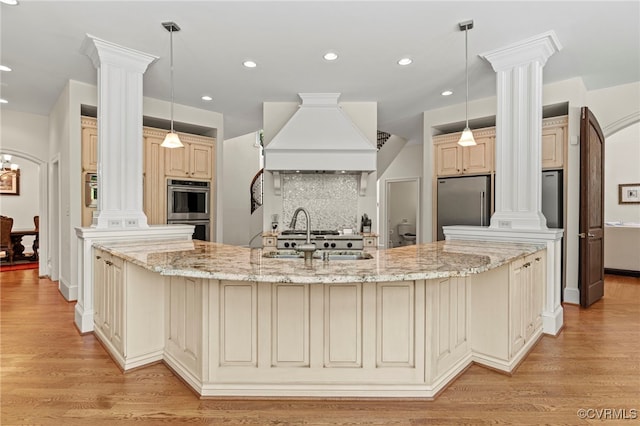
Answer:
[167,179,211,241]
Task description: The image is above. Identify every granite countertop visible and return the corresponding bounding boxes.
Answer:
[93,239,545,284]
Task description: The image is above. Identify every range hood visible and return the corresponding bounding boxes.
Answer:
[264,93,377,172]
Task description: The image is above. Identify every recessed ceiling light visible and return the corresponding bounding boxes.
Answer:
[0,0,19,5]
[201,95,213,101]
[398,57,413,66]
[323,52,338,61]
[243,60,257,68]
[0,65,11,72]
[441,90,453,96]
[0,99,8,104]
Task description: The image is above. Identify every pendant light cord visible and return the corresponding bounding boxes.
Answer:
[170,26,175,134]
[465,26,469,129]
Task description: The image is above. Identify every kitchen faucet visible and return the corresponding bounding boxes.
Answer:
[289,207,316,263]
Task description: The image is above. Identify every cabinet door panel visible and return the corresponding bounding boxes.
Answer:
[541,126,564,169]
[165,146,190,177]
[143,135,167,224]
[509,260,525,357]
[190,143,213,179]
[437,143,461,176]
[81,124,98,172]
[463,137,493,174]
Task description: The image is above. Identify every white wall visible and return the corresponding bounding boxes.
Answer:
[378,143,423,248]
[604,122,640,224]
[223,132,262,246]
[387,180,418,247]
[0,109,49,263]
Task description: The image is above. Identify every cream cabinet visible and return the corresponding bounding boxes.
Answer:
[80,117,216,227]
[434,128,494,176]
[93,249,125,356]
[509,251,545,358]
[164,137,214,179]
[143,128,168,225]
[434,116,567,177]
[81,117,98,172]
[93,248,165,370]
[541,116,567,169]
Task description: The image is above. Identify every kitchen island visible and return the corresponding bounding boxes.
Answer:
[91,239,546,398]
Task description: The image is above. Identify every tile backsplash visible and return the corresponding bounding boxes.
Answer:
[282,174,358,231]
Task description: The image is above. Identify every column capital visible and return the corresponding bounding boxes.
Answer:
[480,31,562,71]
[82,34,158,73]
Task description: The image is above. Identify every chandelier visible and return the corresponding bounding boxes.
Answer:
[1,154,19,172]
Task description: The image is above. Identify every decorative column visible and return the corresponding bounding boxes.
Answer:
[81,35,158,229]
[444,31,565,336]
[481,31,562,230]
[75,36,194,333]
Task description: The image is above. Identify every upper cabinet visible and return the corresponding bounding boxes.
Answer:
[541,116,567,170]
[433,116,568,177]
[81,116,217,227]
[165,136,215,180]
[81,117,98,172]
[434,127,494,176]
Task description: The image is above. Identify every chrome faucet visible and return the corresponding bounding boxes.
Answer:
[290,207,312,244]
[289,207,316,263]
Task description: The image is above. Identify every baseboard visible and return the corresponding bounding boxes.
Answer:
[563,286,580,304]
[58,277,77,301]
[604,268,640,278]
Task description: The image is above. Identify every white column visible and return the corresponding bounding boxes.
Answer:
[480,31,562,230]
[81,35,158,229]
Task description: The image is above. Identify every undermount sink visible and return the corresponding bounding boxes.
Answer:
[263,250,373,261]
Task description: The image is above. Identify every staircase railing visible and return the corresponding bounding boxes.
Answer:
[250,168,264,214]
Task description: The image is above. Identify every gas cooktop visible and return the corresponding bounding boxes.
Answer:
[277,230,363,250]
[281,230,340,236]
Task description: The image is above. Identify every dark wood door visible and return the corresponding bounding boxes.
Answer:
[579,107,605,307]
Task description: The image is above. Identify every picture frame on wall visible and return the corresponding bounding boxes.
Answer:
[0,170,20,195]
[618,183,640,204]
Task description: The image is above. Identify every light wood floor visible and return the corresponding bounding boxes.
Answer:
[1,271,639,425]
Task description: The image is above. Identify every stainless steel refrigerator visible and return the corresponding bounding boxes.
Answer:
[437,175,491,241]
[541,170,563,228]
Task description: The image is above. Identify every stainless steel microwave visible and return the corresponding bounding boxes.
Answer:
[85,173,98,208]
[167,179,210,221]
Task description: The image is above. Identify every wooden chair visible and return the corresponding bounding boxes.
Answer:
[0,215,14,264]
[33,216,39,260]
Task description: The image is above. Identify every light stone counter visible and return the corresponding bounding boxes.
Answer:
[93,239,545,283]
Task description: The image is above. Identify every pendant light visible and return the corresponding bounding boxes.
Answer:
[161,21,184,148]
[458,20,476,147]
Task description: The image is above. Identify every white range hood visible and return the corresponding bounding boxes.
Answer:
[264,93,377,172]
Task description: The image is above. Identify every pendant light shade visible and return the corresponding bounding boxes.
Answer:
[161,21,184,149]
[458,20,476,147]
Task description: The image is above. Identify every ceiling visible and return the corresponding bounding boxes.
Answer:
[1,1,639,142]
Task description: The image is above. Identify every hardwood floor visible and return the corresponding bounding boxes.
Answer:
[1,271,639,425]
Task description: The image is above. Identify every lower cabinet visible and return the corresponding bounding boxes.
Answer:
[509,251,546,357]
[470,249,546,371]
[93,249,165,369]
[95,248,546,396]
[93,250,124,355]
